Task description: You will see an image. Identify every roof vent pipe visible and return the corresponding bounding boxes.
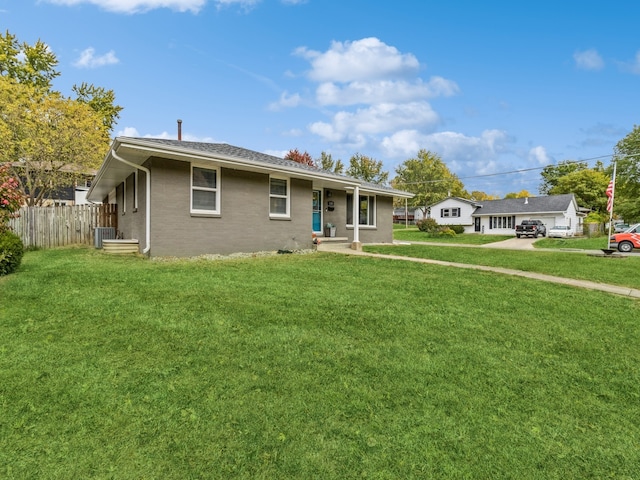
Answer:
[524,197,528,204]
[177,119,182,141]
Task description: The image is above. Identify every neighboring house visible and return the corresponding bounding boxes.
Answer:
[6,161,95,206]
[426,197,479,230]
[86,137,413,257]
[393,207,417,224]
[43,180,92,206]
[428,194,582,235]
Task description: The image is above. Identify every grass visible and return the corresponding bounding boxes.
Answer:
[393,224,612,250]
[393,227,513,245]
[365,243,640,290]
[534,235,612,250]
[1,247,640,479]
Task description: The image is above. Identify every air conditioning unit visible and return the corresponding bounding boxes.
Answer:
[95,227,116,248]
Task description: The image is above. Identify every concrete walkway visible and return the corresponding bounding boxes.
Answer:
[317,241,640,299]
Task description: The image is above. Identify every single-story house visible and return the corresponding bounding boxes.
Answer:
[427,194,583,235]
[85,137,413,257]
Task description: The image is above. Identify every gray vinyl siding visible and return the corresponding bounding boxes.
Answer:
[144,157,314,257]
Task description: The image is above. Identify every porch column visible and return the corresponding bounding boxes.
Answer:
[351,185,362,250]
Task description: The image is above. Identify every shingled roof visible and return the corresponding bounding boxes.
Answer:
[471,194,577,216]
[87,137,413,202]
[138,138,339,177]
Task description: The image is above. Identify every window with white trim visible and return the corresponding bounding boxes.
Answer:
[269,176,290,217]
[191,165,220,214]
[346,194,376,226]
[440,207,460,218]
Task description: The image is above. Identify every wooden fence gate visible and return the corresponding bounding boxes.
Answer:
[8,204,117,249]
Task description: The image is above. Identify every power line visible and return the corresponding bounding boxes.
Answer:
[394,154,615,186]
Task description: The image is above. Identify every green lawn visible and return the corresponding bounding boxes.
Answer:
[1,247,639,479]
[393,227,513,245]
[534,235,612,250]
[365,243,640,290]
[392,224,613,251]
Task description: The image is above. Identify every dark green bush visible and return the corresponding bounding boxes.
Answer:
[416,218,439,233]
[450,224,466,234]
[0,229,24,276]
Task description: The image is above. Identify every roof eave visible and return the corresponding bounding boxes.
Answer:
[87,137,414,201]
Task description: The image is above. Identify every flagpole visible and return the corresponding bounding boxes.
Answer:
[606,161,617,249]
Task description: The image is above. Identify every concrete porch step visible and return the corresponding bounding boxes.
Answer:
[319,236,349,242]
[103,239,139,254]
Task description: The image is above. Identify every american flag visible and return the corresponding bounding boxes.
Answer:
[606,178,614,213]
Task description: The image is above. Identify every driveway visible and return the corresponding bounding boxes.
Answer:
[481,237,536,250]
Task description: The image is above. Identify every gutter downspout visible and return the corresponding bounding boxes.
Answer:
[111,150,151,255]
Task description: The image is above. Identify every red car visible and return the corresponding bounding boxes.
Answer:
[609,223,640,252]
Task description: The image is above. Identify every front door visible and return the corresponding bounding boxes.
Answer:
[312,190,322,232]
[474,217,481,232]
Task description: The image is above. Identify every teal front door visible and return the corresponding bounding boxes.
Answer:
[312,190,322,232]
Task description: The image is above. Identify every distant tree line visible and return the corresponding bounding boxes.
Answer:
[286,125,640,223]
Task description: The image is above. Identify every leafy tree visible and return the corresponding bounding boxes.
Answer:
[548,169,610,213]
[504,190,533,199]
[73,82,122,131]
[393,149,466,216]
[285,148,316,167]
[346,153,389,185]
[0,77,109,205]
[470,191,499,201]
[0,32,122,205]
[317,151,344,174]
[612,125,640,222]
[539,160,589,195]
[0,30,59,91]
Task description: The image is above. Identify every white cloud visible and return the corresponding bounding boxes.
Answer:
[573,49,604,71]
[268,91,302,111]
[282,128,303,137]
[44,0,206,14]
[382,129,512,170]
[263,149,288,158]
[117,127,140,137]
[620,50,640,75]
[295,37,420,83]
[283,37,462,154]
[73,48,119,68]
[528,145,551,165]
[310,102,440,143]
[116,126,216,142]
[316,77,459,106]
[214,0,260,11]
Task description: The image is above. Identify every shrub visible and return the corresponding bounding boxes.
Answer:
[435,227,456,237]
[416,218,439,233]
[0,229,24,276]
[449,224,465,235]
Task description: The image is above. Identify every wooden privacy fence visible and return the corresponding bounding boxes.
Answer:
[8,204,117,249]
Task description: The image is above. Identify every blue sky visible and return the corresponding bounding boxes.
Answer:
[2,0,639,196]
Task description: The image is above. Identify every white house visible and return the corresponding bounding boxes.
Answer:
[428,194,583,235]
[425,197,479,230]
